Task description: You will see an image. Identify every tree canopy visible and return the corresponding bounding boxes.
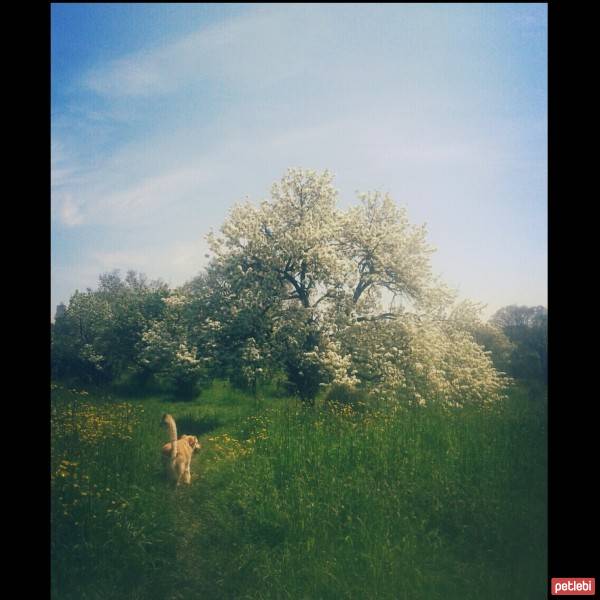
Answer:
[490,305,547,382]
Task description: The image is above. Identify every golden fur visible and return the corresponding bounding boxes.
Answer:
[161,413,201,486]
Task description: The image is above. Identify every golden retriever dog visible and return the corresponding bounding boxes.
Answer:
[161,413,201,486]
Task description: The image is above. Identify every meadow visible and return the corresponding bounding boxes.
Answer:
[51,380,547,600]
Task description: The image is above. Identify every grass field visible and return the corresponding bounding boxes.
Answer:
[51,380,547,600]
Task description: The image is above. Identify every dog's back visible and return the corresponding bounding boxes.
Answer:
[161,428,201,486]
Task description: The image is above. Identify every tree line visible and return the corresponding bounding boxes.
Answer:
[51,169,547,402]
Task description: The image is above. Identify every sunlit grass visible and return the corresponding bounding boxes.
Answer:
[51,380,546,599]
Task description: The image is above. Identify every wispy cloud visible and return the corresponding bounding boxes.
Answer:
[56,5,522,230]
[81,8,317,98]
[58,194,85,227]
[52,4,547,320]
[51,107,506,232]
[91,237,210,286]
[52,139,86,226]
[89,165,219,224]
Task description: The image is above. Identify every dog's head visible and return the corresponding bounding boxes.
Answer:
[185,435,202,453]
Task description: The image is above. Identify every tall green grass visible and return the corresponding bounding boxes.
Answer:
[51,380,546,599]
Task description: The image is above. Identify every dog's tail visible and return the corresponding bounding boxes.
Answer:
[162,413,178,459]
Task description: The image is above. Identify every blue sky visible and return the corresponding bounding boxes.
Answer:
[51,3,547,321]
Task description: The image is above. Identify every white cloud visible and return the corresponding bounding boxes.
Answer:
[81,8,314,98]
[52,107,499,233]
[58,194,84,227]
[58,4,523,232]
[52,4,547,318]
[51,139,75,188]
[91,165,218,222]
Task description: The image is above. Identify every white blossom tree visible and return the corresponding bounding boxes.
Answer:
[139,293,208,397]
[205,168,509,404]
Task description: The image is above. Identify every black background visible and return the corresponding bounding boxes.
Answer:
[547,0,597,593]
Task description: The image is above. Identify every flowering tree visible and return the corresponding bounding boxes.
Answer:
[338,310,508,406]
[205,168,508,404]
[184,264,278,393]
[52,171,512,407]
[139,293,209,397]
